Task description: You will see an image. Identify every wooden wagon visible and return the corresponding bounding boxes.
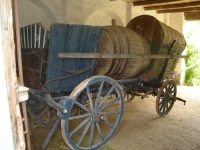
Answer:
[21,15,188,150]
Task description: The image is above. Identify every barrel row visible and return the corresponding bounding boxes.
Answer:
[95,26,151,79]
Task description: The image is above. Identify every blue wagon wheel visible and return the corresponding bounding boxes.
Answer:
[27,98,58,128]
[61,76,124,150]
[156,79,177,116]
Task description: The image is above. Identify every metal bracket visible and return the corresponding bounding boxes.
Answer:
[158,40,176,82]
[42,94,70,114]
[57,97,73,119]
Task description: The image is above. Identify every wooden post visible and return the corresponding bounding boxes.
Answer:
[112,19,116,26]
[13,0,31,149]
[0,0,26,149]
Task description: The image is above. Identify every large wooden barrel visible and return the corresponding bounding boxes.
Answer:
[95,26,151,79]
[126,15,186,78]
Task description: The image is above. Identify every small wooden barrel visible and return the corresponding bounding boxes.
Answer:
[95,26,151,79]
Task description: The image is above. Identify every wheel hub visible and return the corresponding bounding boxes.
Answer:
[92,110,107,122]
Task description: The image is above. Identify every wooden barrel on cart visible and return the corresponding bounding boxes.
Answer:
[95,26,151,79]
[126,15,186,78]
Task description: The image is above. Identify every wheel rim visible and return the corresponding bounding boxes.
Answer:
[27,98,57,128]
[61,76,124,150]
[124,93,135,103]
[156,80,177,116]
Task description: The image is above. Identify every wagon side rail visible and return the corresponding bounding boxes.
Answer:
[58,53,189,59]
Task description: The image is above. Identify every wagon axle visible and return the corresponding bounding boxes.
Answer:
[170,96,187,105]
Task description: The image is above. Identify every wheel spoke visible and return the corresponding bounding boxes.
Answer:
[74,101,92,113]
[69,114,91,121]
[96,122,104,141]
[89,122,95,148]
[95,81,104,109]
[162,103,166,113]
[77,121,92,146]
[47,109,55,124]
[103,121,114,129]
[101,97,120,111]
[98,86,115,109]
[159,101,165,112]
[158,99,165,107]
[37,107,49,119]
[87,86,94,111]
[69,118,90,137]
[166,102,169,109]
[103,111,120,115]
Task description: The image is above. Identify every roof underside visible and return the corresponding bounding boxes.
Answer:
[123,0,200,21]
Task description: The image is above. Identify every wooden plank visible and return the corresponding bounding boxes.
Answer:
[0,0,25,149]
[185,11,200,20]
[133,0,182,6]
[58,53,189,59]
[157,6,200,13]
[144,1,200,10]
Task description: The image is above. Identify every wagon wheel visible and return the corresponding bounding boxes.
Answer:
[27,98,58,128]
[156,79,177,116]
[61,76,124,150]
[123,93,135,103]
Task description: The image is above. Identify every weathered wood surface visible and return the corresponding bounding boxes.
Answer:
[185,11,200,21]
[0,0,25,149]
[22,48,48,90]
[14,0,31,149]
[144,1,200,10]
[132,0,182,6]
[18,86,29,102]
[58,53,189,59]
[157,6,200,13]
[97,26,151,79]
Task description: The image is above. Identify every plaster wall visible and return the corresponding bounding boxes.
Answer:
[18,0,53,30]
[17,0,185,83]
[168,13,186,84]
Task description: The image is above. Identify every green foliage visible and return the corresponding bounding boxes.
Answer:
[81,139,117,150]
[185,42,200,86]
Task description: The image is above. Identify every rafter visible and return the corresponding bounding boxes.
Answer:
[144,1,200,10]
[185,11,200,20]
[133,0,183,6]
[157,6,200,13]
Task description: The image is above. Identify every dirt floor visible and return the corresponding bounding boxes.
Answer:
[29,86,200,150]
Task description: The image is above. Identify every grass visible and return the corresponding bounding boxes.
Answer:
[81,139,117,150]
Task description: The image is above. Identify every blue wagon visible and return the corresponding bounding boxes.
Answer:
[21,20,187,150]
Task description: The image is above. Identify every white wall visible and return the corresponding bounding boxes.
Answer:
[18,0,183,29]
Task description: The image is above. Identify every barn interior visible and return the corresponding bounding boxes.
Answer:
[0,0,200,150]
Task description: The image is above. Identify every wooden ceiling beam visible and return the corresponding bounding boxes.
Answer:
[185,11,200,20]
[144,1,200,10]
[133,0,183,6]
[157,6,200,13]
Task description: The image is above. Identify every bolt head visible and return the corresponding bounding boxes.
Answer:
[63,109,68,113]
